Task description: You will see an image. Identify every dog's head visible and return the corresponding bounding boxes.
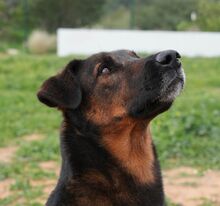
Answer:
[37,50,185,125]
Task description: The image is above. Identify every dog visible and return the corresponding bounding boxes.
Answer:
[37,49,185,206]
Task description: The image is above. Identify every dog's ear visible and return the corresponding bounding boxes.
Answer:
[37,60,82,109]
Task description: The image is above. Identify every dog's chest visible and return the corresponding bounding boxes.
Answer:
[47,167,164,206]
[65,169,141,206]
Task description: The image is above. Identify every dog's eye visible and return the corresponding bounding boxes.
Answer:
[102,67,110,74]
[98,67,111,75]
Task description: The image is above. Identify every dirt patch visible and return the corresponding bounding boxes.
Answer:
[31,161,60,204]
[0,179,15,199]
[0,134,43,163]
[30,179,56,193]
[28,161,60,205]
[0,146,17,163]
[22,133,44,142]
[30,179,57,204]
[163,167,220,206]
[39,161,60,176]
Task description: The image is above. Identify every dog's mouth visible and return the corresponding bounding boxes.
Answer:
[158,66,185,102]
[129,67,185,119]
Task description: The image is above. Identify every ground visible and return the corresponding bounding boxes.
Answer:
[164,167,220,206]
[0,134,220,206]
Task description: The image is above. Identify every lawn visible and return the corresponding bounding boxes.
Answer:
[0,54,219,206]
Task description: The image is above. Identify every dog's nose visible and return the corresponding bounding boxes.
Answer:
[156,50,181,66]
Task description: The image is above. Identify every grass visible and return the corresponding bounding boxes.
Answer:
[153,57,220,169]
[0,53,219,205]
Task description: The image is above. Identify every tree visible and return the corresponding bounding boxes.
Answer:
[32,0,106,32]
[0,0,25,42]
[135,0,197,30]
[197,0,220,31]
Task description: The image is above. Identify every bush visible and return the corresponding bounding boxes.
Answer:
[197,0,220,31]
[135,0,197,30]
[27,30,56,54]
[95,6,130,29]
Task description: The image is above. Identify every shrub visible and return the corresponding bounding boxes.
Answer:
[197,0,220,31]
[27,30,56,54]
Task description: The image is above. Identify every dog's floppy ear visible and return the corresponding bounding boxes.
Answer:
[37,60,82,109]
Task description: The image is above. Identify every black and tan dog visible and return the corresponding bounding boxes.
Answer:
[37,50,185,206]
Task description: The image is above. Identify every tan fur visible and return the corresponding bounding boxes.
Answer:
[85,99,126,125]
[85,80,129,125]
[102,119,155,184]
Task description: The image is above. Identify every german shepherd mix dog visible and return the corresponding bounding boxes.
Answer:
[37,50,185,206]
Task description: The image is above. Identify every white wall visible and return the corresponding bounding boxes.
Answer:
[57,29,220,57]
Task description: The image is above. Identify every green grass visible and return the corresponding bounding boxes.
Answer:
[153,57,220,169]
[0,54,219,205]
[0,55,67,144]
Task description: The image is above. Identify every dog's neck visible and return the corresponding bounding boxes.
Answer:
[46,111,164,206]
[61,111,155,184]
[60,110,113,176]
[101,119,155,184]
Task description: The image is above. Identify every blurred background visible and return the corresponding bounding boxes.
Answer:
[0,0,220,206]
[1,0,220,53]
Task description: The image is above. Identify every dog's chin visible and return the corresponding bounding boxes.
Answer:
[128,94,173,120]
[159,77,184,103]
[128,69,185,120]
[128,100,172,120]
[158,66,185,102]
[129,77,184,120]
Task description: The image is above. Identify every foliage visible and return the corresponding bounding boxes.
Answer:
[32,0,106,32]
[0,0,105,42]
[0,0,25,42]
[27,30,56,54]
[197,0,220,31]
[97,0,220,31]
[95,6,130,29]
[135,0,197,30]
[1,0,220,43]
